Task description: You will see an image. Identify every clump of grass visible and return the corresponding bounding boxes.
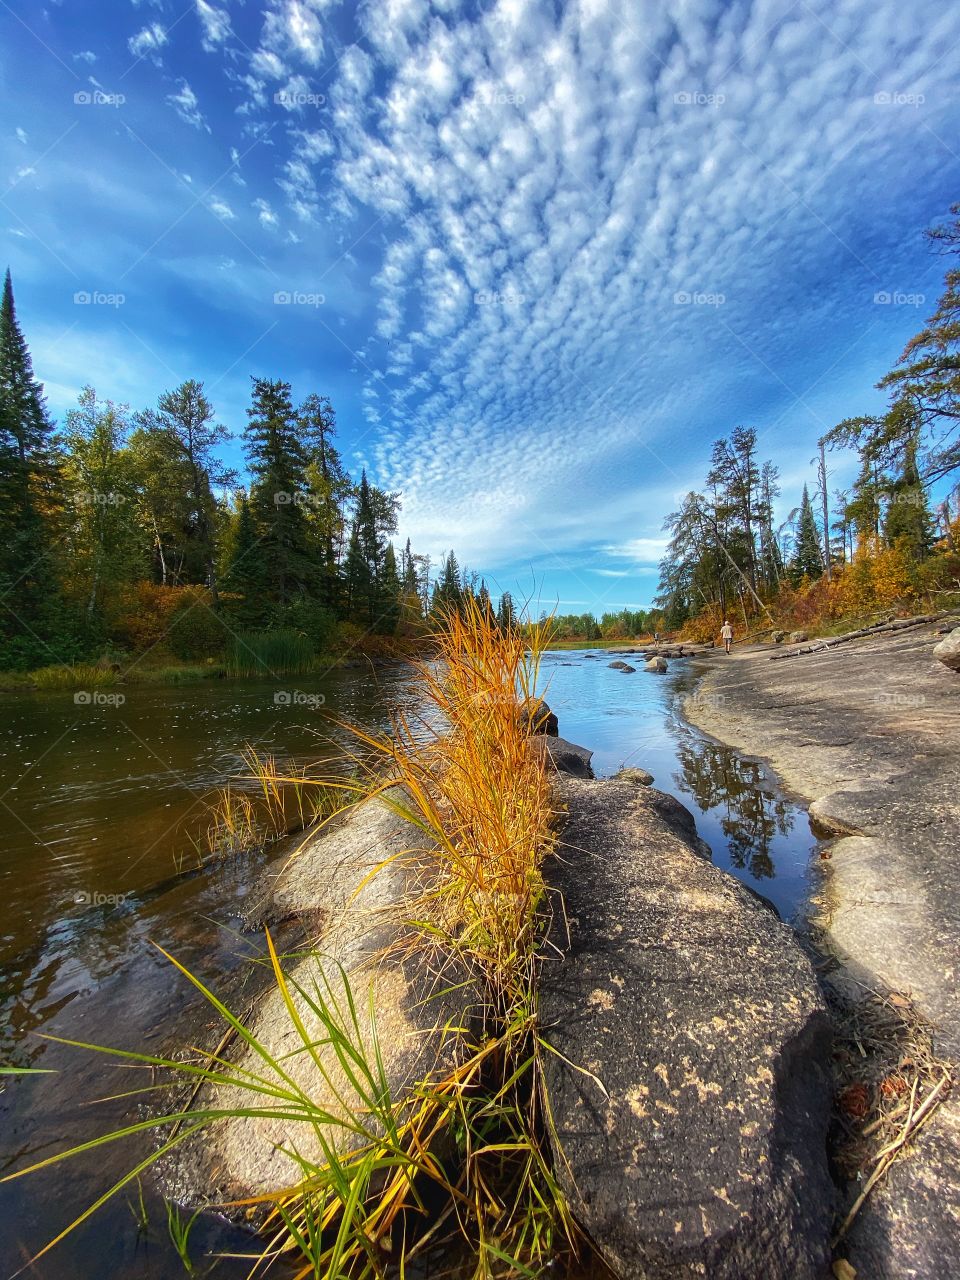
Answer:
[31,663,121,690]
[226,629,314,678]
[203,747,344,860]
[5,600,580,1278]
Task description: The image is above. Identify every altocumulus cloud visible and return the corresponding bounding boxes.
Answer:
[245,0,958,572]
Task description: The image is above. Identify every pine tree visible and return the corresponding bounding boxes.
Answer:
[0,269,60,662]
[244,377,313,606]
[790,485,824,582]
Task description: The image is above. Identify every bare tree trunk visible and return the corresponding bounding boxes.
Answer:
[818,441,832,581]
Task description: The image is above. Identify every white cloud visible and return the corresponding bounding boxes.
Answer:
[255,0,959,571]
[197,0,231,51]
[208,197,236,220]
[167,80,210,131]
[253,197,279,228]
[127,22,168,63]
[73,50,97,64]
[16,127,27,145]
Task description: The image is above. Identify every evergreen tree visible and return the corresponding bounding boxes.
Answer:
[222,494,267,622]
[378,541,401,634]
[885,436,934,560]
[0,269,60,662]
[433,551,463,616]
[245,377,313,605]
[344,470,380,624]
[298,393,351,608]
[790,484,824,582]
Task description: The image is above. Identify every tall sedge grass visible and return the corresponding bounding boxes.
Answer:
[31,663,120,690]
[226,629,315,678]
[4,600,582,1278]
[203,747,344,860]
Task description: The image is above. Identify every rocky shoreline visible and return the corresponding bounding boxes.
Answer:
[171,694,841,1277]
[683,620,960,1277]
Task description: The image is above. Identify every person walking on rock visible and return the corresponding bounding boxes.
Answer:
[720,619,734,654]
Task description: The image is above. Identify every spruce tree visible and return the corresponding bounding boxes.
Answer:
[790,485,824,582]
[0,269,60,662]
[344,471,380,624]
[298,393,350,608]
[244,377,313,606]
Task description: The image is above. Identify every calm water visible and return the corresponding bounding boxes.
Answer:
[0,653,817,1276]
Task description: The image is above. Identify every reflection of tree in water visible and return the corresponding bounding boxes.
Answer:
[673,736,794,880]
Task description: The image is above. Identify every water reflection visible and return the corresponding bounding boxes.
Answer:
[670,736,795,881]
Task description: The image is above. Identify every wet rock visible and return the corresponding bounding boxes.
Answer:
[618,663,637,673]
[520,697,559,736]
[609,660,631,670]
[934,627,960,672]
[535,735,594,779]
[541,776,834,1280]
[613,767,654,785]
[191,794,478,1197]
[644,656,668,673]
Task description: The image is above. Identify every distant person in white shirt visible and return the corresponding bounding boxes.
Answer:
[720,619,734,654]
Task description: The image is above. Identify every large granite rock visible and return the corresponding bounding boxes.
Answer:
[520,697,559,736]
[541,777,834,1279]
[534,734,594,779]
[934,627,960,671]
[196,794,477,1197]
[644,656,668,673]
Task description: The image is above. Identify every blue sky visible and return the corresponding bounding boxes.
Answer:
[2,0,959,613]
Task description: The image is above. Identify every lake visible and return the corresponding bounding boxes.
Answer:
[0,651,818,1276]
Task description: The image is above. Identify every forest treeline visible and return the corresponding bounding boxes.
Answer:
[654,202,960,640]
[0,270,499,674]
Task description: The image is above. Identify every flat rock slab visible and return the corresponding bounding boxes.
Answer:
[684,623,960,1275]
[542,777,834,1279]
